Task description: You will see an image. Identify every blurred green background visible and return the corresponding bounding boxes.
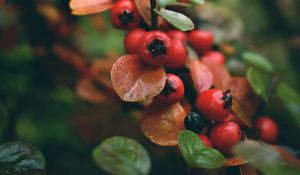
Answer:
[0,0,300,174]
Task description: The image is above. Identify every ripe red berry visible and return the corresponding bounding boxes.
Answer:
[155,74,184,104]
[256,116,278,143]
[209,122,241,154]
[188,30,213,55]
[196,89,232,121]
[199,134,212,147]
[124,28,146,54]
[166,30,187,43]
[202,51,225,65]
[137,30,172,66]
[164,39,187,69]
[111,0,141,30]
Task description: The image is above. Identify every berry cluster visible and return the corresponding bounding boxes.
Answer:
[110,0,279,157]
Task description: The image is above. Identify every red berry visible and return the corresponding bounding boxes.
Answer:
[202,51,225,65]
[209,122,241,154]
[196,89,232,121]
[188,30,213,55]
[167,30,187,43]
[111,0,141,30]
[137,30,172,66]
[256,116,278,143]
[198,134,212,147]
[156,74,184,104]
[164,39,187,69]
[124,28,146,54]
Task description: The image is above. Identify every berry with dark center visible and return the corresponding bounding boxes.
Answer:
[156,74,184,104]
[184,112,206,133]
[138,30,172,66]
[196,89,232,121]
[148,39,167,57]
[111,0,141,30]
[118,10,134,25]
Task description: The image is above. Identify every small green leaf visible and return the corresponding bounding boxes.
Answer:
[190,0,205,5]
[233,140,300,175]
[159,0,190,7]
[276,82,300,125]
[92,136,151,175]
[246,67,270,101]
[0,142,46,174]
[154,9,194,31]
[178,130,225,169]
[0,103,9,134]
[242,52,274,73]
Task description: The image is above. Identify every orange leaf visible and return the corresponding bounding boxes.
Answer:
[135,0,163,27]
[225,156,247,166]
[70,0,113,15]
[188,59,213,94]
[111,55,166,102]
[76,78,106,103]
[202,59,231,90]
[227,77,260,127]
[141,102,187,146]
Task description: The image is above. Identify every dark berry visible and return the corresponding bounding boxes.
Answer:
[184,112,206,133]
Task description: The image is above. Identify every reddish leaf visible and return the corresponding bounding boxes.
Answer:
[76,78,106,103]
[111,55,166,102]
[188,59,213,94]
[135,0,163,27]
[202,59,231,90]
[226,77,260,127]
[70,0,113,15]
[141,102,187,146]
[272,145,300,166]
[240,164,257,175]
[225,156,247,166]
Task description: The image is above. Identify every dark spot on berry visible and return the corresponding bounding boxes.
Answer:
[161,78,176,97]
[184,112,206,133]
[147,39,166,57]
[221,89,233,109]
[118,10,134,25]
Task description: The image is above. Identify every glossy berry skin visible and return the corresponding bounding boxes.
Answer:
[188,30,213,55]
[202,51,225,65]
[167,30,188,43]
[209,122,241,154]
[164,40,187,69]
[138,31,172,66]
[184,112,206,133]
[256,116,278,143]
[124,28,146,54]
[156,74,184,104]
[111,0,141,30]
[196,89,232,122]
[199,134,212,147]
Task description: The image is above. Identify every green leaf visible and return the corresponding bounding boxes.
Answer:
[92,136,151,175]
[242,52,274,73]
[233,140,300,175]
[246,67,270,101]
[0,142,46,174]
[0,103,9,134]
[154,9,194,31]
[178,130,225,169]
[276,82,300,125]
[158,0,190,7]
[190,0,205,5]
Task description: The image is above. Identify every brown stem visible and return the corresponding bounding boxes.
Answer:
[150,0,157,29]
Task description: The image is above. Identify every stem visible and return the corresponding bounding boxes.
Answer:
[150,0,157,29]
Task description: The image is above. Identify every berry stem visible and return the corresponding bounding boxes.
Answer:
[150,0,157,29]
